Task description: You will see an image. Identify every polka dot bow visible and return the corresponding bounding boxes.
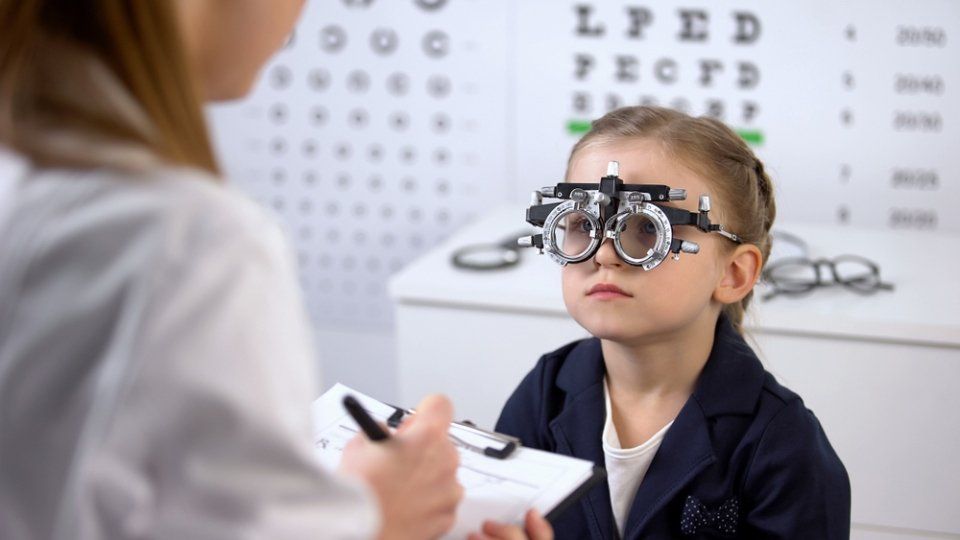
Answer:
[680,494,739,536]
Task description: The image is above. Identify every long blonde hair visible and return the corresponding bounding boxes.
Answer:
[569,106,776,334]
[0,0,219,174]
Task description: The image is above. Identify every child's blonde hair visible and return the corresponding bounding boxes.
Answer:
[568,106,776,334]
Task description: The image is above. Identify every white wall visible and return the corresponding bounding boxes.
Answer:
[314,325,398,403]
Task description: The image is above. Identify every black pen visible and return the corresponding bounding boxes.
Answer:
[343,394,390,442]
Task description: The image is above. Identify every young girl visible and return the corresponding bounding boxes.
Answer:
[493,106,850,539]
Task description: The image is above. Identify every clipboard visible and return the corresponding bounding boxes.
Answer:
[385,405,520,459]
[311,383,606,536]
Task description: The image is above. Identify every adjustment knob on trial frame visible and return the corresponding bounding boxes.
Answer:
[698,195,711,212]
[680,240,700,254]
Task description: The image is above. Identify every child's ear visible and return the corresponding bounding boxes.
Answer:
[714,243,763,305]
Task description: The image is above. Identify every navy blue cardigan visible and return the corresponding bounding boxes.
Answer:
[496,317,850,539]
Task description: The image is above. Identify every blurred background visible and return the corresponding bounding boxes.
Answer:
[207,1,959,537]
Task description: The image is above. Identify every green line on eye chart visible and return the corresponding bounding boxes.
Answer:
[570,119,763,146]
[737,129,764,146]
[566,119,592,135]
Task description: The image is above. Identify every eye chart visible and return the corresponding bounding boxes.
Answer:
[210,1,958,329]
[210,0,509,328]
[514,1,958,232]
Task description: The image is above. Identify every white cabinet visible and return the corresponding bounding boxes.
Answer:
[390,205,960,537]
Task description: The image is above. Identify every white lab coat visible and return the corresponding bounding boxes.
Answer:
[0,148,379,539]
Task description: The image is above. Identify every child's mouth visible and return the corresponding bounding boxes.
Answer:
[587,283,632,299]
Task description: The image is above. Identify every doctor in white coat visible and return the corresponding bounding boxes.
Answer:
[0,1,474,538]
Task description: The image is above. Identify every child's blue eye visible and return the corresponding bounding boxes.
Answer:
[626,221,656,237]
[566,217,591,235]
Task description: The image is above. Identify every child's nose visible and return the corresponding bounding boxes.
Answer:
[593,238,623,268]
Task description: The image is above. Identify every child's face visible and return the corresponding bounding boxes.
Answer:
[562,138,729,345]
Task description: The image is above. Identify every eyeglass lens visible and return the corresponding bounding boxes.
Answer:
[555,211,596,259]
[832,256,883,293]
[765,259,820,294]
[616,213,659,260]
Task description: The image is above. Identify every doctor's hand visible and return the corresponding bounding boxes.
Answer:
[339,394,463,540]
[468,509,554,540]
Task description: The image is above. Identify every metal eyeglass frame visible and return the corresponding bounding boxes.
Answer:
[761,254,894,301]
